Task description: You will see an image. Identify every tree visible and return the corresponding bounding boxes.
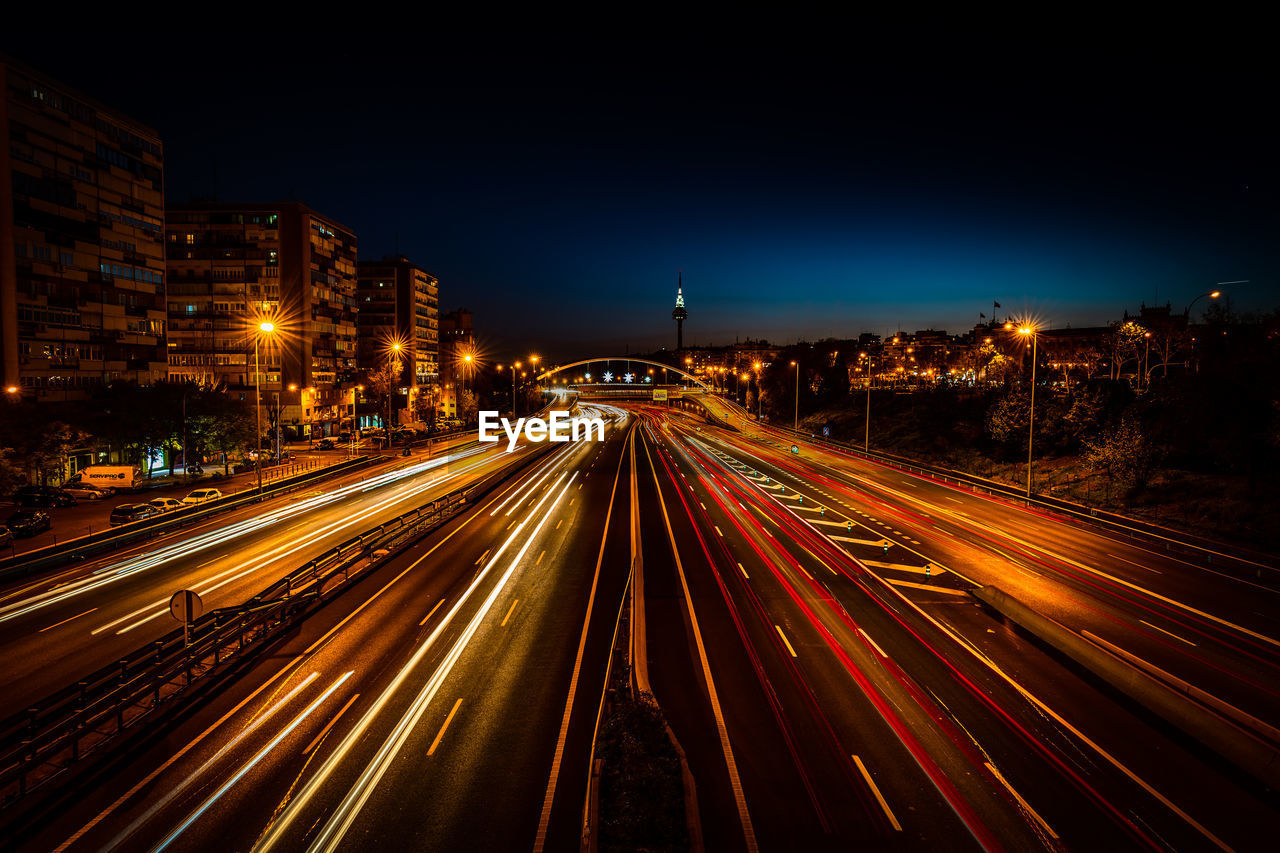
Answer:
[458,387,479,425]
[1105,321,1146,381]
[1085,416,1161,494]
[366,359,401,434]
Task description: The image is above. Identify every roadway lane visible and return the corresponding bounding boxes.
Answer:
[0,433,532,715]
[668,400,1280,850]
[7,407,636,852]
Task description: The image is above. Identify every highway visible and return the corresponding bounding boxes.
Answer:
[639,397,1278,850]
[2,397,1277,851]
[0,432,532,714]
[4,405,635,852]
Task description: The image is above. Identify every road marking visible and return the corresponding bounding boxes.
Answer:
[643,437,759,852]
[1108,553,1162,574]
[196,554,227,568]
[861,560,945,576]
[737,562,749,579]
[715,525,724,537]
[536,550,545,566]
[852,755,902,831]
[419,598,446,626]
[475,549,490,566]
[885,579,968,596]
[501,599,520,627]
[304,692,361,755]
[39,607,98,633]
[831,535,893,546]
[858,628,887,658]
[775,624,798,657]
[534,425,631,852]
[984,762,1058,839]
[555,519,563,530]
[427,698,463,756]
[1140,619,1197,646]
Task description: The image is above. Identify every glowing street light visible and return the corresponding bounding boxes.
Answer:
[253,320,277,494]
[1014,323,1038,497]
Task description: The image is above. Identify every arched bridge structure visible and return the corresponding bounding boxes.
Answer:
[536,357,713,400]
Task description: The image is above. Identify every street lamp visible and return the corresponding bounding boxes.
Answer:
[861,353,872,452]
[790,360,799,431]
[753,362,762,419]
[253,321,276,494]
[1016,325,1038,497]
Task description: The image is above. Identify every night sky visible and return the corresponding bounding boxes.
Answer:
[4,29,1275,360]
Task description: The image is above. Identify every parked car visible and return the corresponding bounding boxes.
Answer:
[182,488,223,505]
[61,483,114,501]
[0,526,12,548]
[6,510,52,537]
[316,438,336,450]
[13,486,77,508]
[110,504,159,526]
[148,497,186,513]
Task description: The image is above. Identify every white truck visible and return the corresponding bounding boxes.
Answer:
[68,465,144,492]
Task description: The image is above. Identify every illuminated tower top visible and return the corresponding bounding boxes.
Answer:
[672,273,687,321]
[672,272,687,351]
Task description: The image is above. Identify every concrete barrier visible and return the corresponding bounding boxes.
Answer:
[972,584,1280,790]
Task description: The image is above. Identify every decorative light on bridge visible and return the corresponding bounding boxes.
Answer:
[602,371,614,383]
[623,372,634,383]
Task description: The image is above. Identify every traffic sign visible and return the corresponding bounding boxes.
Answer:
[653,389,668,401]
[170,589,203,623]
[790,444,799,454]
[823,425,830,437]
[170,589,203,648]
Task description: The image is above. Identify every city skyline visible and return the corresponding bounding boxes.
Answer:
[0,31,1272,360]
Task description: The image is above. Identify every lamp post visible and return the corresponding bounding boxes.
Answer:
[1142,331,1151,390]
[790,360,799,431]
[862,353,872,452]
[253,321,276,494]
[1184,286,1228,320]
[1017,325,1038,497]
[753,362,762,419]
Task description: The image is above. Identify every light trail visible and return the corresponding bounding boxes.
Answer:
[253,469,577,852]
[150,671,353,852]
[0,445,496,626]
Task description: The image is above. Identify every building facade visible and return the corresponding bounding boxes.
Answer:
[165,202,358,438]
[1,55,167,401]
[438,308,473,421]
[356,255,438,425]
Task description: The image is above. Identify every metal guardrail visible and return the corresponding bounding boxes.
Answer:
[0,456,385,581]
[0,435,560,809]
[706,398,1278,577]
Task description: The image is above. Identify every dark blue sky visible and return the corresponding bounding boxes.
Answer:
[5,28,1275,360]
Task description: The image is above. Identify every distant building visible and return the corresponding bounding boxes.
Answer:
[165,202,358,438]
[438,308,474,420]
[357,255,439,425]
[1,55,167,401]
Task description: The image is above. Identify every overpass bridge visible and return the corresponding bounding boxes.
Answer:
[536,357,736,428]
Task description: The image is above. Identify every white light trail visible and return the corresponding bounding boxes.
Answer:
[254,471,577,852]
